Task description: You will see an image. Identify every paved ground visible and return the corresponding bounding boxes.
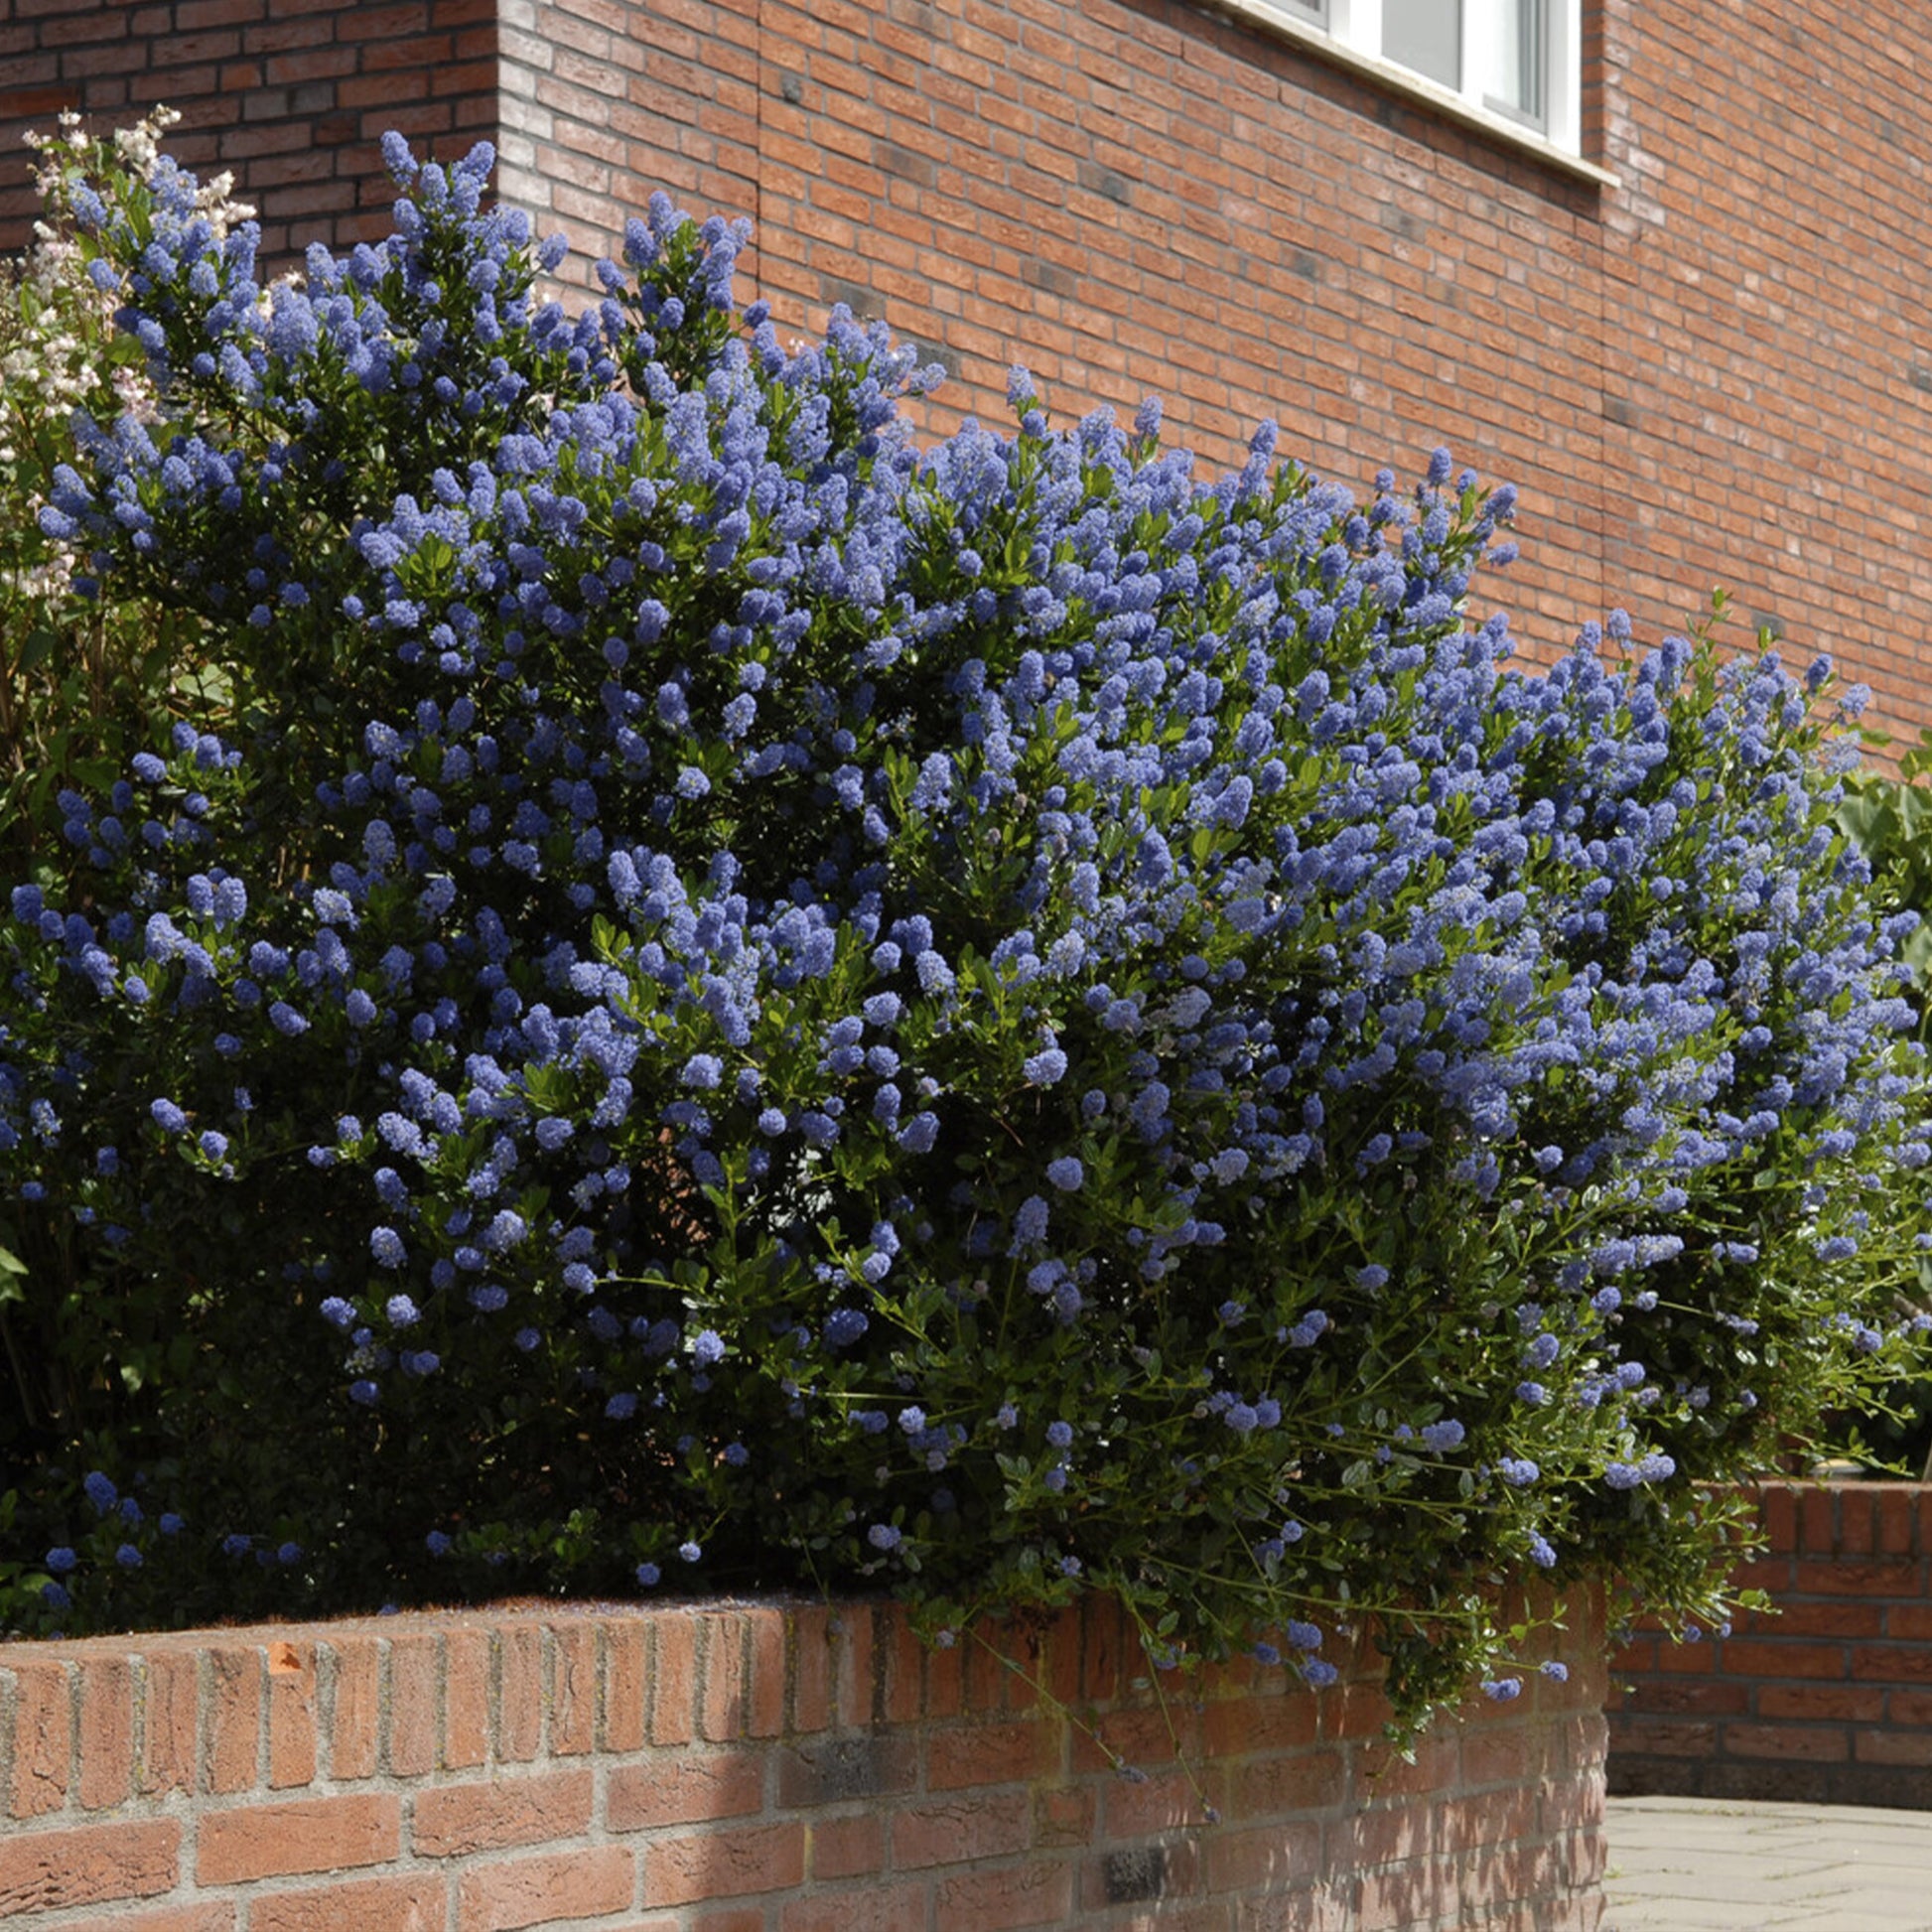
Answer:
[1605,1794,1932,1930]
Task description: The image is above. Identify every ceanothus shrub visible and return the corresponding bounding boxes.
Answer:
[2,131,1927,1721]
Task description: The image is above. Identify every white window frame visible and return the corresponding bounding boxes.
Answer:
[1239,0,1600,178]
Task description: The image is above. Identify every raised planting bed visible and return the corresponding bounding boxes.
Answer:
[1,1589,1608,1930]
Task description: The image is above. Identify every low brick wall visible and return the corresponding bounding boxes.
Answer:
[0,1591,1607,1930]
[1609,1481,1932,1807]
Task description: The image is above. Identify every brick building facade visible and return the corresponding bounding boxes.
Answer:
[5,0,1930,739]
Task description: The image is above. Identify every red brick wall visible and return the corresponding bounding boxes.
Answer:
[494,0,759,281]
[0,1594,1608,1930]
[1609,1482,1932,1808]
[492,0,1620,655]
[487,0,1932,747]
[1592,1,1932,748]
[0,0,497,262]
[7,0,1931,744]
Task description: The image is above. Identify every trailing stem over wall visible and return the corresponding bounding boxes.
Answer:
[0,1593,1609,1931]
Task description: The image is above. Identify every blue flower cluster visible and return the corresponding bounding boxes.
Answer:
[3,130,1925,1719]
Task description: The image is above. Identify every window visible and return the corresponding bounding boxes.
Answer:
[1259,0,1584,157]
[1383,0,1461,93]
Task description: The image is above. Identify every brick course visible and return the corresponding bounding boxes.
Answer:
[0,1594,1608,1930]
[1610,1482,1932,1807]
[0,0,497,261]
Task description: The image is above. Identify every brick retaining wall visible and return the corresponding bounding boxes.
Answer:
[0,1591,1607,1929]
[1609,1481,1932,1808]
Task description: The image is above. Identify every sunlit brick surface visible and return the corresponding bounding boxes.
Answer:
[0,1593,1608,1929]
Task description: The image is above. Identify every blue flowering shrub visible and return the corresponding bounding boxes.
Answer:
[3,130,1928,1720]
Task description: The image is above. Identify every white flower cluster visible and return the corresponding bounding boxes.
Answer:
[4,112,208,590]
[3,109,269,607]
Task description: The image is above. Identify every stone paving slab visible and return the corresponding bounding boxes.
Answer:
[1605,1794,1932,1931]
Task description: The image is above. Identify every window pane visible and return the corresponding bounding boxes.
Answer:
[1478,0,1544,122]
[1382,0,1460,90]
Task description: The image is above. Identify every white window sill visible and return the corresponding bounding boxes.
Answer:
[1208,0,1619,190]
